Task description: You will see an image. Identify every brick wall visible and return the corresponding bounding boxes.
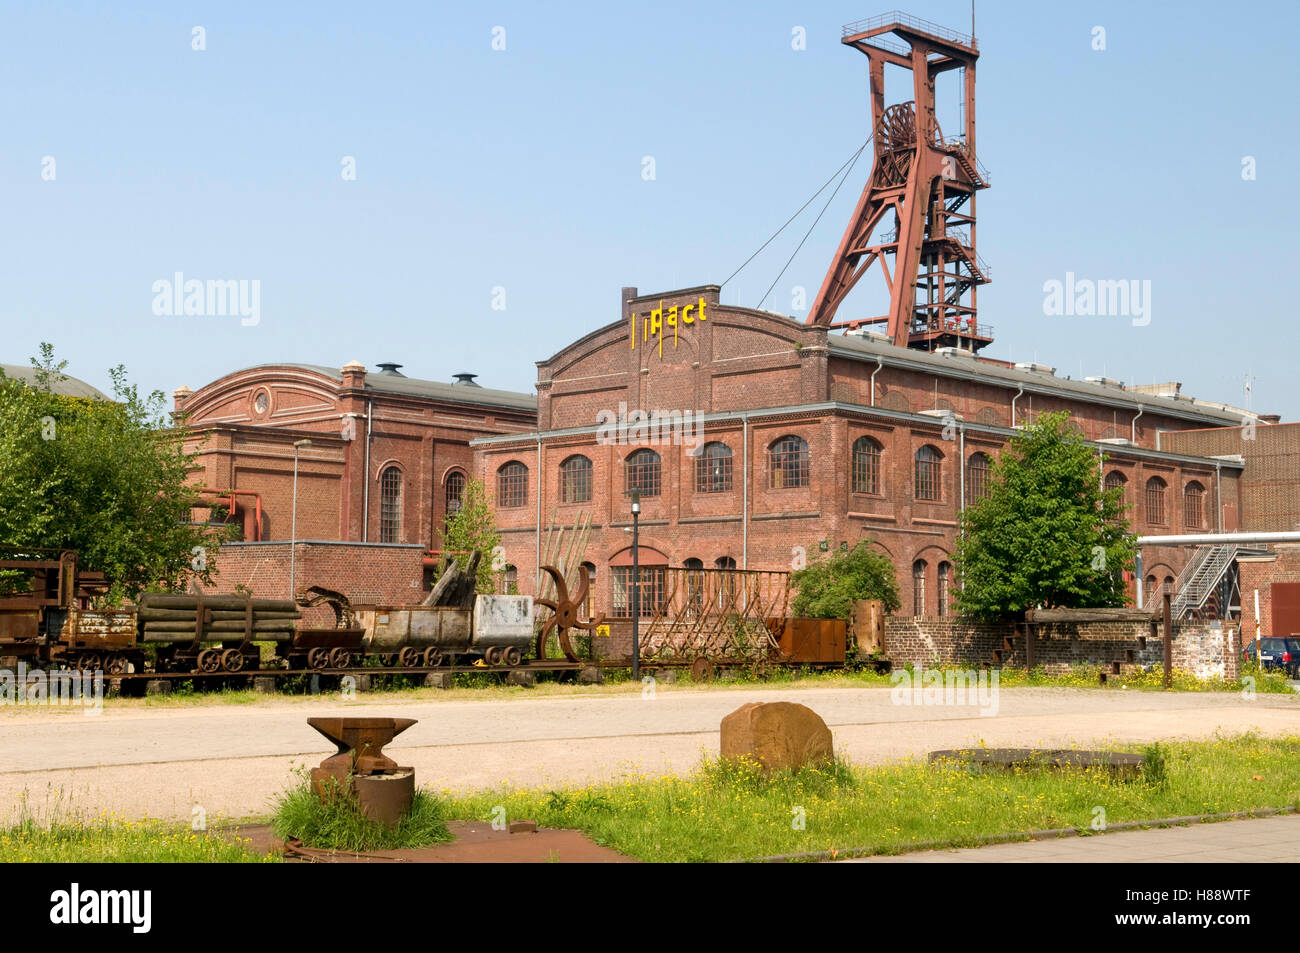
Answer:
[204,541,428,628]
[883,617,1239,680]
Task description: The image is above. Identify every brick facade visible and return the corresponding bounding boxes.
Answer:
[475,284,1256,620]
[177,362,535,552]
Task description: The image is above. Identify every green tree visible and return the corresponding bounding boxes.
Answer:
[0,344,228,603]
[442,476,502,593]
[791,540,901,621]
[953,410,1136,621]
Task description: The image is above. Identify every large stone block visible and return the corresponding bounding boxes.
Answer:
[719,701,833,774]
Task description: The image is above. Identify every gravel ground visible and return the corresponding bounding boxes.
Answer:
[3,683,1297,824]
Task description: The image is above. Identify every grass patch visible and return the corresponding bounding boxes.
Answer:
[1,812,273,863]
[270,773,452,852]
[443,733,1300,862]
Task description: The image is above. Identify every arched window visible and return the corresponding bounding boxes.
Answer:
[559,455,593,504]
[695,442,733,493]
[497,461,528,509]
[379,466,403,543]
[852,436,882,495]
[445,470,465,518]
[769,435,809,489]
[715,556,737,609]
[580,561,596,617]
[684,557,705,615]
[966,452,992,503]
[625,448,662,497]
[912,560,927,616]
[1145,476,1167,526]
[1104,471,1127,522]
[938,562,952,617]
[504,564,518,594]
[1183,481,1205,529]
[914,446,942,501]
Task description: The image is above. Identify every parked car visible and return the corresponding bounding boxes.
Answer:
[1241,637,1300,678]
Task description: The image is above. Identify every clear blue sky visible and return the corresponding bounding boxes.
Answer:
[3,0,1297,418]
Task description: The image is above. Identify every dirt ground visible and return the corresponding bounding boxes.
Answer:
[228,820,632,863]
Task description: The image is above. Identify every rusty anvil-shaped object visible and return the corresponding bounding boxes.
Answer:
[307,716,416,778]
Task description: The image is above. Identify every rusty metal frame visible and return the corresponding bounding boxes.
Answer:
[807,14,991,352]
[636,567,791,663]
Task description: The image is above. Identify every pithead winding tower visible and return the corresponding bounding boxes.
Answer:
[807,13,992,352]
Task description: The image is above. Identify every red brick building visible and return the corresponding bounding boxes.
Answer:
[176,361,535,551]
[472,284,1266,620]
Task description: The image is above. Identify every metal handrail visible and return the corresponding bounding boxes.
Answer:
[843,11,976,49]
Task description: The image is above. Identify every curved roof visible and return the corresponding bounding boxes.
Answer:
[236,363,536,412]
[1,364,110,400]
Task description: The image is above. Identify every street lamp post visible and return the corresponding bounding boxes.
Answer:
[630,491,641,680]
[290,439,312,599]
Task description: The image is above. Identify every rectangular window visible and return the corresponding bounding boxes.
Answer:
[611,566,666,618]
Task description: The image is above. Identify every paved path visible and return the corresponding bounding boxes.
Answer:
[2,683,1297,824]
[851,813,1300,862]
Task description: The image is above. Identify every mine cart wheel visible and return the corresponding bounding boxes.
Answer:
[220,648,246,673]
[422,647,443,668]
[328,647,351,669]
[307,647,330,670]
[504,646,522,667]
[484,646,502,666]
[690,657,716,683]
[106,655,128,676]
[399,646,422,668]
[197,649,222,674]
[74,654,96,674]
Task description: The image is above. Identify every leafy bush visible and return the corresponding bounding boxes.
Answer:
[791,540,900,621]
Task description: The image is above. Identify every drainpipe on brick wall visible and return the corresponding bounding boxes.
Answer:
[958,425,965,512]
[742,414,750,569]
[870,356,883,407]
[1215,460,1223,532]
[535,434,543,593]
[1136,550,1144,607]
[1010,386,1024,428]
[363,399,373,542]
[1131,405,1144,444]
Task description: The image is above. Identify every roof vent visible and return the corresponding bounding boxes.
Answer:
[1014,361,1056,375]
[935,346,976,359]
[1084,376,1124,388]
[453,373,481,387]
[376,363,406,377]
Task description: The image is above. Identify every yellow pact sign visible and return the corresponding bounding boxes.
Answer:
[629,297,708,356]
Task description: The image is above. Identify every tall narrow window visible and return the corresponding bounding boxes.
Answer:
[1145,476,1167,526]
[966,452,991,503]
[915,446,942,501]
[769,435,809,489]
[938,562,951,617]
[695,442,733,493]
[1103,471,1126,522]
[503,565,517,594]
[912,560,927,616]
[445,470,465,518]
[625,448,662,497]
[379,466,403,543]
[715,556,738,611]
[852,437,882,495]
[497,461,528,509]
[559,455,593,504]
[1183,481,1205,529]
[684,557,705,615]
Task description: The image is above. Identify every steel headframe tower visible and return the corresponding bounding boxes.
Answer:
[807,12,992,352]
